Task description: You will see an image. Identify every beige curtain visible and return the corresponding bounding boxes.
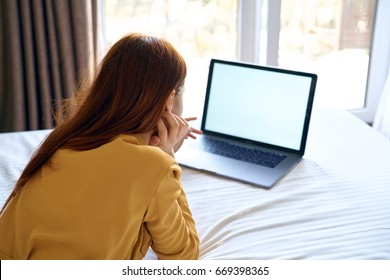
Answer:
[0,0,100,132]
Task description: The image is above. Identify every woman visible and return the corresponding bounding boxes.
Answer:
[0,33,200,260]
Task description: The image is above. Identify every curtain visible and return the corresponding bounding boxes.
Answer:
[0,0,100,132]
[373,65,390,139]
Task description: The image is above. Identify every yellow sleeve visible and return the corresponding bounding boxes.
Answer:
[144,165,199,260]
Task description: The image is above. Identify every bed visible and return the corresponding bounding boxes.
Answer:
[1,108,390,259]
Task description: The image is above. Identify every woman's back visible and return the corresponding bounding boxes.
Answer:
[0,134,199,259]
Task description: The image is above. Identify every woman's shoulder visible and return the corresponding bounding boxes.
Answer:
[109,135,182,184]
[56,134,179,172]
[52,134,181,189]
[107,134,179,168]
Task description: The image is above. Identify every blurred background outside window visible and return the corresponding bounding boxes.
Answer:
[102,0,377,122]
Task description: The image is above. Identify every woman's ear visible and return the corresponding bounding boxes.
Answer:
[165,91,175,111]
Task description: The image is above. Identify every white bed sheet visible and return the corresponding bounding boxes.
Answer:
[1,108,390,259]
[183,108,390,259]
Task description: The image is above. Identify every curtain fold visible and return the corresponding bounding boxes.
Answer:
[373,65,390,139]
[0,0,99,132]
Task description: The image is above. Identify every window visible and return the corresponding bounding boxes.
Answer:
[266,0,375,111]
[102,0,389,123]
[103,0,238,118]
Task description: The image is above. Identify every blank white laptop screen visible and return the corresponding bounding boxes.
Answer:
[204,62,313,151]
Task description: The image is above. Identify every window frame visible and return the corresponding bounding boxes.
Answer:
[354,0,390,123]
[237,0,390,123]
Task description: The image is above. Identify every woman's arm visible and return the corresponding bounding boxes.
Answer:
[144,166,199,260]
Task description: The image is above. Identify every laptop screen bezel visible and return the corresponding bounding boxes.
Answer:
[200,59,317,155]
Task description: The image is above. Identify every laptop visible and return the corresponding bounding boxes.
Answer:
[176,59,317,188]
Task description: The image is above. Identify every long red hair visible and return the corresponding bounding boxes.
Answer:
[1,33,186,212]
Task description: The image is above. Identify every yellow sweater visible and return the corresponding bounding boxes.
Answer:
[0,135,199,260]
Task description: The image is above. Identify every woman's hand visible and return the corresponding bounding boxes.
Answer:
[151,111,191,157]
[149,113,202,157]
[173,117,202,152]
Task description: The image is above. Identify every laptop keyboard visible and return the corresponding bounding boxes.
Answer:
[197,138,287,168]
